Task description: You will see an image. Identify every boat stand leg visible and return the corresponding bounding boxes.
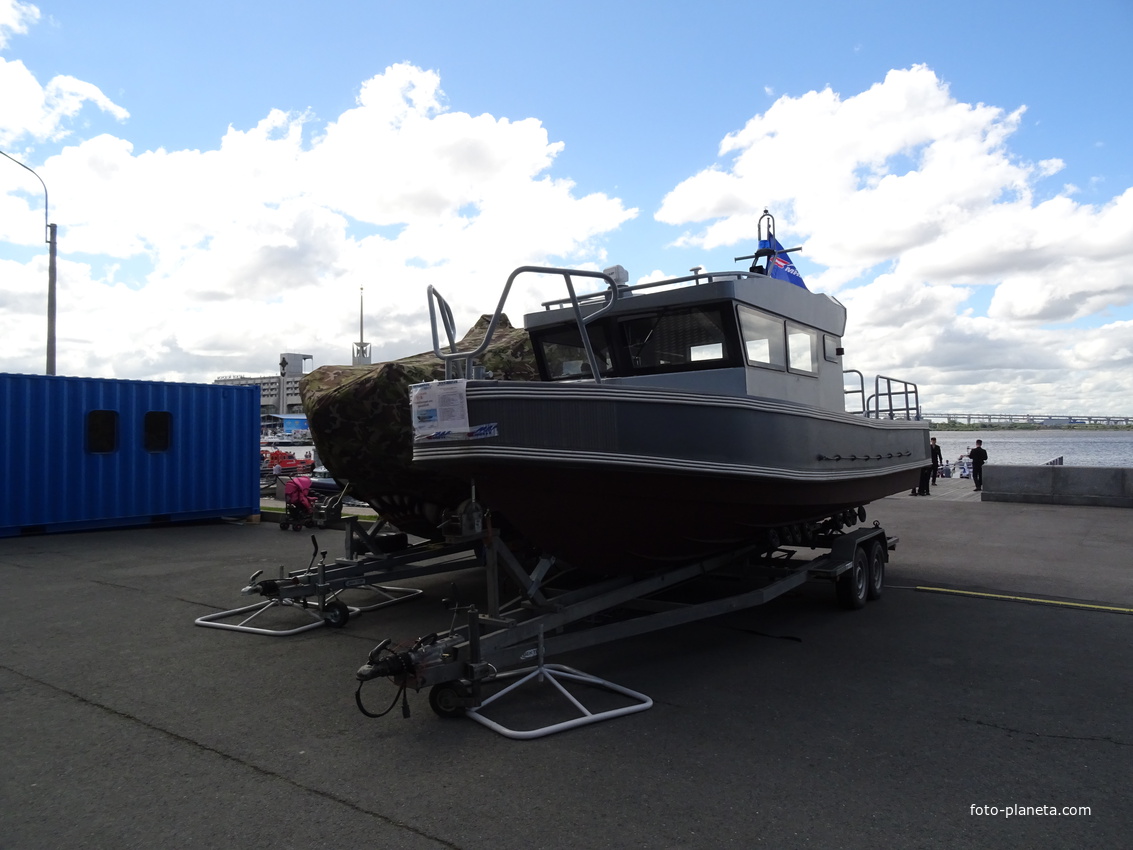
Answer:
[194,598,333,636]
[343,515,390,560]
[195,557,361,636]
[464,626,652,740]
[195,577,424,635]
[492,543,556,609]
[345,583,424,612]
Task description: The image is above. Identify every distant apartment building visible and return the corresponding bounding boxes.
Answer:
[213,352,312,414]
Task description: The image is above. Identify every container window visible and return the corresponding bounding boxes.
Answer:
[144,411,173,452]
[86,410,119,453]
[738,306,785,370]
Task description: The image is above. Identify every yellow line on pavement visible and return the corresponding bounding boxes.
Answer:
[916,586,1133,614]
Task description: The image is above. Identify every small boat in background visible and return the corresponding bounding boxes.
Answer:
[260,449,315,477]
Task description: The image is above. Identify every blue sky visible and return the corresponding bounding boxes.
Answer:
[3,0,1133,413]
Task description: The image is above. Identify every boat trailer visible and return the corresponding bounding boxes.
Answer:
[194,515,485,636]
[354,521,895,738]
[195,504,895,736]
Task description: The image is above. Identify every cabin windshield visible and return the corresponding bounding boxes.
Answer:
[619,305,731,372]
[536,324,614,379]
[533,303,738,380]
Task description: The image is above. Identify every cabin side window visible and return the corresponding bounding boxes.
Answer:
[533,324,613,380]
[144,411,173,452]
[823,334,841,363]
[738,306,786,370]
[619,305,732,373]
[86,410,119,454]
[787,323,819,375]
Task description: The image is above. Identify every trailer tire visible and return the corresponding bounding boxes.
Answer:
[837,546,869,610]
[429,683,469,719]
[323,600,350,628]
[867,539,885,601]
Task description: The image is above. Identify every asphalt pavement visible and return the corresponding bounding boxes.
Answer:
[1,490,1130,849]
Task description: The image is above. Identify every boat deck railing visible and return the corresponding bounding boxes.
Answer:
[427,266,621,382]
[538,270,757,311]
[845,370,922,420]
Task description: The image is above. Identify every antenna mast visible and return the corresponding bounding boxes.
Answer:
[352,286,372,365]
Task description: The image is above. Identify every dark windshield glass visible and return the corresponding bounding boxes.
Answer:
[535,324,613,380]
[620,305,731,372]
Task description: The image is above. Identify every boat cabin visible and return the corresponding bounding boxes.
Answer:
[525,267,850,412]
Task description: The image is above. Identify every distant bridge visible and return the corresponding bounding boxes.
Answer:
[924,413,1133,426]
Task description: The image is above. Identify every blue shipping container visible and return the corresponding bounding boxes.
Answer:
[0,373,261,537]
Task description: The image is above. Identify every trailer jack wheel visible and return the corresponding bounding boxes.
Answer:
[429,682,470,719]
[867,540,885,601]
[323,600,351,628]
[837,547,869,610]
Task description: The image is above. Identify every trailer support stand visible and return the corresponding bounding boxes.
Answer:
[464,626,653,739]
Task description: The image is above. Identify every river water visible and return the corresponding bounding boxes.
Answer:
[929,430,1133,467]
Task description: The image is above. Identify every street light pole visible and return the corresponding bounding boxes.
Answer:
[1,150,57,376]
[46,223,57,375]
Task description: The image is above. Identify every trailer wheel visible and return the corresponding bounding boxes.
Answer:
[837,547,869,610]
[429,683,469,719]
[867,540,885,601]
[323,600,350,628]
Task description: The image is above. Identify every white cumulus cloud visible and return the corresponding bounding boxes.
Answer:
[653,65,1133,413]
[1,59,636,382]
[0,0,37,49]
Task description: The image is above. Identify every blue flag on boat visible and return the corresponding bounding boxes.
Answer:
[758,236,807,290]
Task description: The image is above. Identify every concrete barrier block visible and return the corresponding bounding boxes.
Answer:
[983,465,1054,496]
[981,465,1133,508]
[1053,466,1124,498]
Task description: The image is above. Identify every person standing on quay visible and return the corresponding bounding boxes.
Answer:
[930,437,943,485]
[968,440,988,491]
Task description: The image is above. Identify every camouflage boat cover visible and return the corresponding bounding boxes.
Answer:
[299,315,537,539]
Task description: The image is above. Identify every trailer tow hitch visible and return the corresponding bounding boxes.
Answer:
[355,633,452,718]
[240,536,326,601]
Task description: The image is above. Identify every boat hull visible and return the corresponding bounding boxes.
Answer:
[414,381,930,571]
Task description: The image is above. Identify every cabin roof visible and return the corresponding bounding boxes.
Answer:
[524,271,846,337]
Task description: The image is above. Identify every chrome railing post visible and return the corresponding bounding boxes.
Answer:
[426,266,621,383]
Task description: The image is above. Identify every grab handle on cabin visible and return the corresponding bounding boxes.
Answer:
[427,266,621,382]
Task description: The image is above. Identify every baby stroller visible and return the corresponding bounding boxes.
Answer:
[280,476,317,531]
